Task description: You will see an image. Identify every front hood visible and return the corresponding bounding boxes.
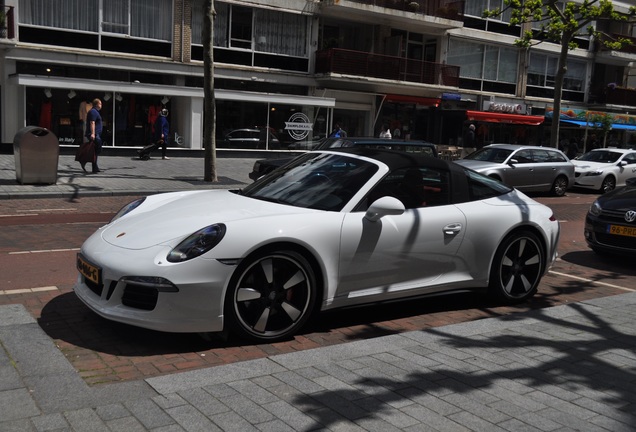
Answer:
[572,161,611,172]
[598,185,636,210]
[453,159,499,171]
[101,190,316,249]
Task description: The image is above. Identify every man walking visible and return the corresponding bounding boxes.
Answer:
[85,98,103,173]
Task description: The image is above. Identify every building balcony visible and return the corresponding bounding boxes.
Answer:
[0,5,15,40]
[605,85,636,107]
[315,48,460,87]
[596,33,636,59]
[319,0,464,30]
[590,83,636,108]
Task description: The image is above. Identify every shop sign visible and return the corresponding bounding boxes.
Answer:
[485,101,525,114]
[441,92,461,101]
[546,107,636,125]
[285,112,313,141]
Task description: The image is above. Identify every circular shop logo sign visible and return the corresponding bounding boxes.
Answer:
[285,112,313,141]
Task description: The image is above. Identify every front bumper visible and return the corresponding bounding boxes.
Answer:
[74,245,237,333]
[584,217,636,256]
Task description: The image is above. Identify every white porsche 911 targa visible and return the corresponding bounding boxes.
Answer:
[75,148,560,342]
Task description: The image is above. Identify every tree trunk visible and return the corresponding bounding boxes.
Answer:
[549,30,573,149]
[203,0,217,182]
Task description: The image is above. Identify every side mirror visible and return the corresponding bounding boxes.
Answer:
[365,196,405,222]
[508,158,518,166]
[618,160,628,167]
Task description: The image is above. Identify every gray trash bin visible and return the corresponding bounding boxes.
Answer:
[13,126,60,184]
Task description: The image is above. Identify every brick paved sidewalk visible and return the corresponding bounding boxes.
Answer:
[2,292,636,431]
[0,154,258,199]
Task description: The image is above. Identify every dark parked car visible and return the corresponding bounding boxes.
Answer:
[221,128,280,149]
[584,177,636,256]
[249,137,438,180]
[454,144,575,197]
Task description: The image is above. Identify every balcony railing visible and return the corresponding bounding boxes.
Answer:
[0,6,15,39]
[597,33,636,55]
[315,48,460,87]
[339,0,464,20]
[605,86,636,107]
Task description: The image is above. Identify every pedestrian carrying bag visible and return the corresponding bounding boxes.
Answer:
[75,140,96,165]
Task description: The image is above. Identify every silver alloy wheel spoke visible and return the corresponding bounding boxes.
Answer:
[281,301,302,321]
[237,287,261,302]
[261,259,274,284]
[253,307,271,332]
[283,270,306,289]
[517,238,526,257]
[525,254,540,265]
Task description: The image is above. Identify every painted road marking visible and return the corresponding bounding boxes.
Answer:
[549,270,635,292]
[0,286,59,295]
[9,248,80,255]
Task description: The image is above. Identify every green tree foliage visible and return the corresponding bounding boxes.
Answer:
[587,112,613,147]
[484,1,636,148]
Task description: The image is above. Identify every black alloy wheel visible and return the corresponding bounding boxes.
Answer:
[226,250,317,342]
[489,231,543,303]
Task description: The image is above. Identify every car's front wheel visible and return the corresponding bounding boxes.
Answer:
[600,176,616,194]
[226,250,317,342]
[489,231,543,303]
[551,175,569,197]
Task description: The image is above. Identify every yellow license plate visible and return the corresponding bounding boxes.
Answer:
[77,254,101,285]
[607,225,636,237]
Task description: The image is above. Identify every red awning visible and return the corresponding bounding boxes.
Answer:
[385,94,440,106]
[466,110,544,126]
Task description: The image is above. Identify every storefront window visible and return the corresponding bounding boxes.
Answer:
[26,87,168,147]
[216,100,327,149]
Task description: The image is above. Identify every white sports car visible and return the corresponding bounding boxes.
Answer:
[572,148,636,193]
[75,148,560,342]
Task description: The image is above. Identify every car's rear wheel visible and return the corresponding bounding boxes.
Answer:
[600,176,616,194]
[489,231,543,303]
[551,175,569,197]
[226,250,317,342]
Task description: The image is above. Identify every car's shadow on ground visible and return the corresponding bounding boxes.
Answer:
[38,282,603,360]
[559,249,636,277]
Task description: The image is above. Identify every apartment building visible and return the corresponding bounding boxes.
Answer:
[0,0,635,152]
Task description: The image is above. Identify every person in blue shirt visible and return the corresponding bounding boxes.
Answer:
[84,98,103,173]
[153,108,170,160]
[329,123,346,138]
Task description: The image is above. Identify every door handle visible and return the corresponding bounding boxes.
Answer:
[443,223,462,235]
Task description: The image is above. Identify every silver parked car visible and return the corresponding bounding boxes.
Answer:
[454,144,575,196]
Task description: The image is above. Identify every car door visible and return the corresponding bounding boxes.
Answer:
[617,152,636,185]
[335,166,467,304]
[502,149,536,190]
[526,149,556,191]
[336,206,467,303]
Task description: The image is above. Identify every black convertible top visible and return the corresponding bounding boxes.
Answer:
[320,147,472,204]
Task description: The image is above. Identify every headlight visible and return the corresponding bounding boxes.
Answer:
[110,198,146,223]
[589,201,602,216]
[167,224,226,263]
[585,169,603,177]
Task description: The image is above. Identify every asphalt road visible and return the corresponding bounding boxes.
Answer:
[1,191,634,385]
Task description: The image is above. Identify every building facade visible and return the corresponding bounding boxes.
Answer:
[1,0,635,152]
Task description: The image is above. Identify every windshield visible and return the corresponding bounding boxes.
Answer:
[241,152,379,211]
[577,150,622,163]
[463,147,513,163]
